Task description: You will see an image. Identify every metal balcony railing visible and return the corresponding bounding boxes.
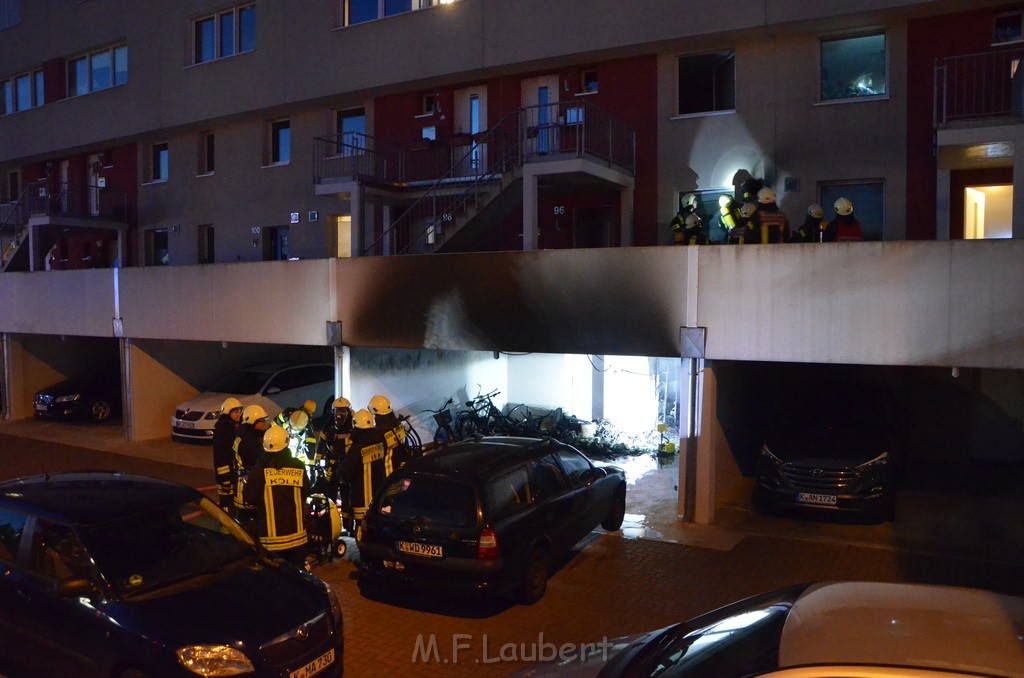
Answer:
[934,48,1024,127]
[24,180,128,222]
[312,132,404,184]
[519,99,636,173]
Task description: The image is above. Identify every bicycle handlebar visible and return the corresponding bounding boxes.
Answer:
[422,397,455,415]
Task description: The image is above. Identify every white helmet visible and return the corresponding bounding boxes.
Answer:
[288,410,309,432]
[352,408,375,430]
[263,425,289,453]
[681,193,698,210]
[757,187,776,204]
[684,214,701,229]
[220,397,242,414]
[834,197,854,216]
[241,404,269,425]
[369,395,392,416]
[739,202,757,219]
[808,204,824,219]
[718,194,734,209]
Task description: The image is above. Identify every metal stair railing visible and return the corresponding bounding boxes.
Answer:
[0,187,29,270]
[363,109,522,256]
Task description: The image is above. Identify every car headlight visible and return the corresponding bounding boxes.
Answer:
[203,411,220,420]
[54,394,81,403]
[855,452,889,471]
[760,445,783,465]
[324,582,343,627]
[175,645,254,676]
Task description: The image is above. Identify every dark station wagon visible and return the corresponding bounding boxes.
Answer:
[358,437,627,604]
[0,472,344,678]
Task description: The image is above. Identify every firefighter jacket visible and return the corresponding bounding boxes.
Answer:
[339,427,391,520]
[243,451,309,552]
[824,215,864,242]
[212,414,239,501]
[232,423,265,510]
[753,204,790,244]
[709,206,741,244]
[374,411,411,469]
[796,215,828,243]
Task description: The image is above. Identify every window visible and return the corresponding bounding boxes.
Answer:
[198,131,215,174]
[1,68,43,114]
[67,44,127,97]
[819,180,884,241]
[192,4,254,65]
[820,33,886,102]
[422,93,436,115]
[149,142,169,182]
[0,508,27,563]
[582,70,599,94]
[421,125,436,140]
[530,455,568,502]
[268,119,290,165]
[0,0,20,30]
[29,519,95,582]
[198,224,214,263]
[146,228,169,265]
[340,0,441,26]
[336,107,365,156]
[994,12,1024,45]
[555,449,594,488]
[677,50,735,115]
[486,467,531,521]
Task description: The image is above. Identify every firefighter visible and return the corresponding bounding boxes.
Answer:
[243,425,310,566]
[286,409,317,463]
[732,203,757,244]
[677,213,708,245]
[709,193,741,244]
[339,408,390,526]
[232,404,270,537]
[316,397,353,498]
[824,197,864,242]
[752,187,790,244]
[369,394,411,468]
[212,397,242,513]
[796,204,828,243]
[272,399,316,430]
[670,193,699,245]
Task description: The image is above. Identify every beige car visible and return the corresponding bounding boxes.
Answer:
[516,581,1024,677]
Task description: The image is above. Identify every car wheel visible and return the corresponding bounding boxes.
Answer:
[602,492,626,531]
[518,547,549,605]
[88,399,113,423]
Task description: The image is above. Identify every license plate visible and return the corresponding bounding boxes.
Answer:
[398,540,442,557]
[798,493,837,506]
[178,421,195,429]
[289,648,334,678]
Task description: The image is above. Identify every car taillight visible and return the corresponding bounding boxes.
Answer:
[477,528,500,560]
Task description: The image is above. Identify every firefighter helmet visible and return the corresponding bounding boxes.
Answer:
[241,404,269,425]
[302,399,317,417]
[718,194,734,209]
[684,214,701,229]
[220,397,243,414]
[263,425,289,453]
[680,193,698,210]
[352,408,375,430]
[834,197,854,216]
[369,395,392,416]
[333,397,351,410]
[808,203,824,219]
[757,187,776,204]
[740,202,757,219]
[288,410,309,432]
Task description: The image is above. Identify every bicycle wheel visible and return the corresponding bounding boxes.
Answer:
[506,404,535,436]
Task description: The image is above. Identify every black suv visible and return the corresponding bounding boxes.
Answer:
[357,437,627,604]
[0,472,344,677]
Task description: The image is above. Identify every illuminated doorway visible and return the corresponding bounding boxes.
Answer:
[964,185,1012,239]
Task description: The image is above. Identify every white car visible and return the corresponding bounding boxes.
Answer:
[171,362,334,442]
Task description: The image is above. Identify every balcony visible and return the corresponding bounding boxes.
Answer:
[934,48,1024,128]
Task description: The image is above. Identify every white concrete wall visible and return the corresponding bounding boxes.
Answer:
[0,270,114,337]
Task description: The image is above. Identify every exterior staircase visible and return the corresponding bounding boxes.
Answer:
[0,190,29,272]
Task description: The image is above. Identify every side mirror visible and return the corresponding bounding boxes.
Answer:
[579,468,603,486]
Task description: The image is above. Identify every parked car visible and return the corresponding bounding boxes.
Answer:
[0,471,344,677]
[34,376,121,423]
[753,382,902,521]
[171,362,334,442]
[515,581,1024,677]
[358,436,627,604]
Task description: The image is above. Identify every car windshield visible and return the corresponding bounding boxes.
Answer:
[81,497,257,597]
[377,476,478,527]
[209,370,272,395]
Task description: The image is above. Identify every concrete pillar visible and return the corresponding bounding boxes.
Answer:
[620,185,634,247]
[351,186,364,256]
[693,361,717,524]
[591,355,604,422]
[936,169,950,240]
[1013,140,1024,238]
[522,172,538,250]
[122,340,199,441]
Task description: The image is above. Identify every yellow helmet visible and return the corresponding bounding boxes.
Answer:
[288,410,309,432]
[834,197,854,216]
[332,397,351,411]
[241,404,269,425]
[353,408,375,430]
[369,395,392,416]
[808,204,824,219]
[302,399,317,417]
[220,397,242,414]
[263,425,289,453]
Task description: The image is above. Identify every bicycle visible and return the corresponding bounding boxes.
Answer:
[395,413,423,459]
[423,397,457,448]
[455,389,518,438]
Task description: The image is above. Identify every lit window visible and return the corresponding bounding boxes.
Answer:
[994,12,1024,45]
[341,0,444,26]
[422,126,436,140]
[66,45,127,97]
[820,33,886,102]
[1,68,44,114]
[582,70,599,93]
[677,51,735,115]
[150,142,169,182]
[269,119,290,165]
[193,4,254,65]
